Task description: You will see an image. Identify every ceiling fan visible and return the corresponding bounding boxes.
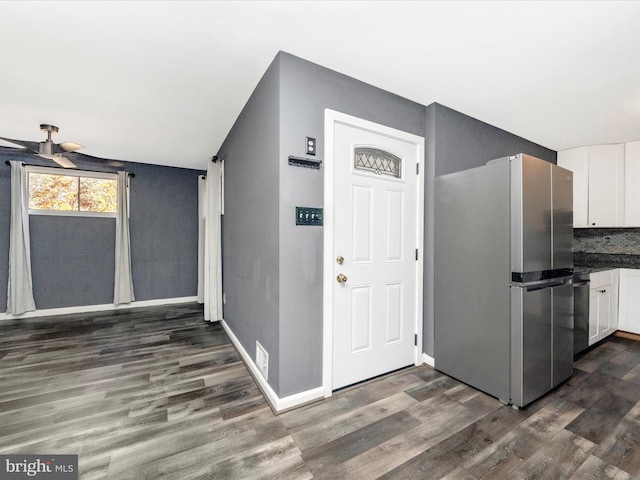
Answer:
[0,124,84,168]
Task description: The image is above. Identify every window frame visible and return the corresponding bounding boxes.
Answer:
[26,165,118,218]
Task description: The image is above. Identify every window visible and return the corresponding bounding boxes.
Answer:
[354,147,402,178]
[26,166,118,217]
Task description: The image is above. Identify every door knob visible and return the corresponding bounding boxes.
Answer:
[336,256,344,265]
[336,273,348,284]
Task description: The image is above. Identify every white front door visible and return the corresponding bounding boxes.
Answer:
[325,111,424,391]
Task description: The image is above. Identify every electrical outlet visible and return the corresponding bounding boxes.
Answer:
[306,136,316,155]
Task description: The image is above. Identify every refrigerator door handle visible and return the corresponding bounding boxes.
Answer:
[524,278,572,291]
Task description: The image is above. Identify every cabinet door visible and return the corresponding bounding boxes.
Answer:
[557,147,588,228]
[619,269,640,334]
[624,141,640,227]
[589,288,600,346]
[598,287,613,338]
[588,144,625,227]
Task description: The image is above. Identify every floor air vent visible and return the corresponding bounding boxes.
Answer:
[256,341,269,381]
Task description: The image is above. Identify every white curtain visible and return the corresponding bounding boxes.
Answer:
[198,161,223,322]
[7,161,36,315]
[114,171,135,305]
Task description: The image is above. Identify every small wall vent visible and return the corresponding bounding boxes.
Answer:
[256,341,269,381]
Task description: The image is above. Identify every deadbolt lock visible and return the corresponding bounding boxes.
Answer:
[336,273,348,284]
[336,256,344,265]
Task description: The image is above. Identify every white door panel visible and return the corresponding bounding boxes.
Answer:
[385,189,404,261]
[351,184,373,263]
[384,283,403,344]
[331,120,419,390]
[350,286,372,352]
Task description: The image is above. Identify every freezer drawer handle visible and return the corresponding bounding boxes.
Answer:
[526,280,569,291]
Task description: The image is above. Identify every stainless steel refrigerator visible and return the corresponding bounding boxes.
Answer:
[434,153,574,408]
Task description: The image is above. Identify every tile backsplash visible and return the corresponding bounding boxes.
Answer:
[574,228,640,268]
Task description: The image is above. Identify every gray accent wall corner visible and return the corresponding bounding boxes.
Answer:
[217,55,282,394]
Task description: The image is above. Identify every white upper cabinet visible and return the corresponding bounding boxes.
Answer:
[588,144,625,227]
[557,147,589,227]
[624,141,640,227]
[558,144,625,227]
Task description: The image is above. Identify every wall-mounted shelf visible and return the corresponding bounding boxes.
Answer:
[288,155,322,169]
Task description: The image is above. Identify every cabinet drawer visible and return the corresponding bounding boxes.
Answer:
[590,270,614,289]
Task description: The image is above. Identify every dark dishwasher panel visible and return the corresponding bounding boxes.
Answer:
[573,270,590,356]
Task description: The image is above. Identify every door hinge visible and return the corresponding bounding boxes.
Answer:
[414,334,418,346]
[416,163,419,175]
[415,248,419,260]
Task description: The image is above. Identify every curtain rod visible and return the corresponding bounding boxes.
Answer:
[202,155,222,177]
[4,160,135,177]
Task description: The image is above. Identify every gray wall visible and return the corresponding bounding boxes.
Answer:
[432,103,557,177]
[30,216,116,308]
[216,57,282,393]
[0,148,201,312]
[0,154,11,310]
[423,103,557,356]
[423,103,437,361]
[129,162,201,301]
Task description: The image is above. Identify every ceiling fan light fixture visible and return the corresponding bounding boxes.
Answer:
[3,124,80,169]
[39,140,54,155]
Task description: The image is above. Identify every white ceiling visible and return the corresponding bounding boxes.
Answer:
[1,1,639,171]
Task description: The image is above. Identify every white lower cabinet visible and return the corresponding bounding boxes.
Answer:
[588,270,619,346]
[618,268,640,334]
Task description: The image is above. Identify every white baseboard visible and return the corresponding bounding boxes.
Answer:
[422,353,435,367]
[0,296,198,321]
[220,319,324,413]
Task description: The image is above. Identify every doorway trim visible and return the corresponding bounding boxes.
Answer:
[322,109,425,398]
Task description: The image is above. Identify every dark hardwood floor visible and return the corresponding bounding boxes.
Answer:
[1,303,639,479]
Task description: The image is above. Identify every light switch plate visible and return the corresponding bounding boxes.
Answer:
[296,206,323,226]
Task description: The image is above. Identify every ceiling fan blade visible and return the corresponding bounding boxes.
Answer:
[73,151,124,168]
[59,141,84,152]
[40,154,77,169]
[0,136,39,152]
